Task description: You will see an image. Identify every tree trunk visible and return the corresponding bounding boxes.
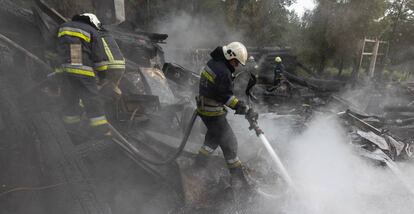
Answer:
[318,54,326,75]
[337,56,344,77]
[388,0,407,61]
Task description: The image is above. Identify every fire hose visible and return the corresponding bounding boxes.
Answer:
[109,109,198,165]
[110,96,296,189]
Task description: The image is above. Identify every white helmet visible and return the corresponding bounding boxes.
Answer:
[80,13,102,30]
[223,42,248,66]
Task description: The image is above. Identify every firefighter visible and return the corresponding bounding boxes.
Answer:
[195,41,258,189]
[233,56,258,99]
[273,56,285,86]
[56,13,110,137]
[94,27,126,98]
[245,56,259,100]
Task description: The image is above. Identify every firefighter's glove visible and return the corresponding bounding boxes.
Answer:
[245,108,258,122]
[235,101,248,115]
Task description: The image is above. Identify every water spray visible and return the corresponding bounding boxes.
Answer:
[245,71,296,190]
[360,148,414,198]
[246,114,297,190]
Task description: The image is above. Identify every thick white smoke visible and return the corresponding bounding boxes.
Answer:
[154,12,244,70]
[234,114,414,214]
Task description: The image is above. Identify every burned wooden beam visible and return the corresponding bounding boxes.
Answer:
[0,33,52,73]
[34,0,67,24]
[384,105,414,112]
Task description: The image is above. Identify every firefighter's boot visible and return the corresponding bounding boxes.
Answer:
[229,165,257,206]
[230,166,250,190]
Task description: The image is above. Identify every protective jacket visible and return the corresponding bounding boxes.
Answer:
[273,62,286,85]
[197,47,244,116]
[56,20,101,77]
[57,20,109,133]
[274,63,285,74]
[94,29,125,72]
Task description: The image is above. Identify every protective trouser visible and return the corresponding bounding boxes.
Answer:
[274,72,283,86]
[61,75,109,134]
[197,114,242,171]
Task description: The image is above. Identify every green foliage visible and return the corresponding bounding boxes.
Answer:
[124,0,294,46]
[120,0,414,78]
[237,0,293,46]
[299,0,388,74]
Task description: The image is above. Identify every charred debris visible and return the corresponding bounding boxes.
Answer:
[0,0,413,214]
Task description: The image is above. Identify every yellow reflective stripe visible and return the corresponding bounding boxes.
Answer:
[58,27,91,37]
[101,38,115,61]
[201,70,215,83]
[89,116,108,127]
[229,98,239,108]
[226,96,239,108]
[95,64,126,72]
[63,68,95,77]
[95,60,126,71]
[109,60,126,65]
[58,31,91,43]
[90,119,108,126]
[205,66,216,78]
[62,115,81,124]
[95,60,125,67]
[196,108,225,116]
[95,65,108,71]
[107,64,126,69]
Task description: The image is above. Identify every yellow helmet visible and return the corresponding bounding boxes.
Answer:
[275,56,282,63]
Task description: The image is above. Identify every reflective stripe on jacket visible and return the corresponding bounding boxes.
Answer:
[94,30,125,72]
[197,47,241,116]
[56,21,100,77]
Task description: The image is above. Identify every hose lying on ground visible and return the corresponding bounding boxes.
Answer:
[109,109,198,165]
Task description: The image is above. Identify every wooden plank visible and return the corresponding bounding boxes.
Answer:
[0,33,52,73]
[31,112,112,214]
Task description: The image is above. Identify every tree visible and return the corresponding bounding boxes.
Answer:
[300,0,387,75]
[381,0,414,64]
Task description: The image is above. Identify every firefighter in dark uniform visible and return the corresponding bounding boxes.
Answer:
[94,28,125,97]
[56,13,110,136]
[273,56,286,86]
[196,42,258,189]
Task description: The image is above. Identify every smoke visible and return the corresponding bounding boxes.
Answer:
[154,12,244,70]
[231,112,414,214]
[287,115,414,214]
